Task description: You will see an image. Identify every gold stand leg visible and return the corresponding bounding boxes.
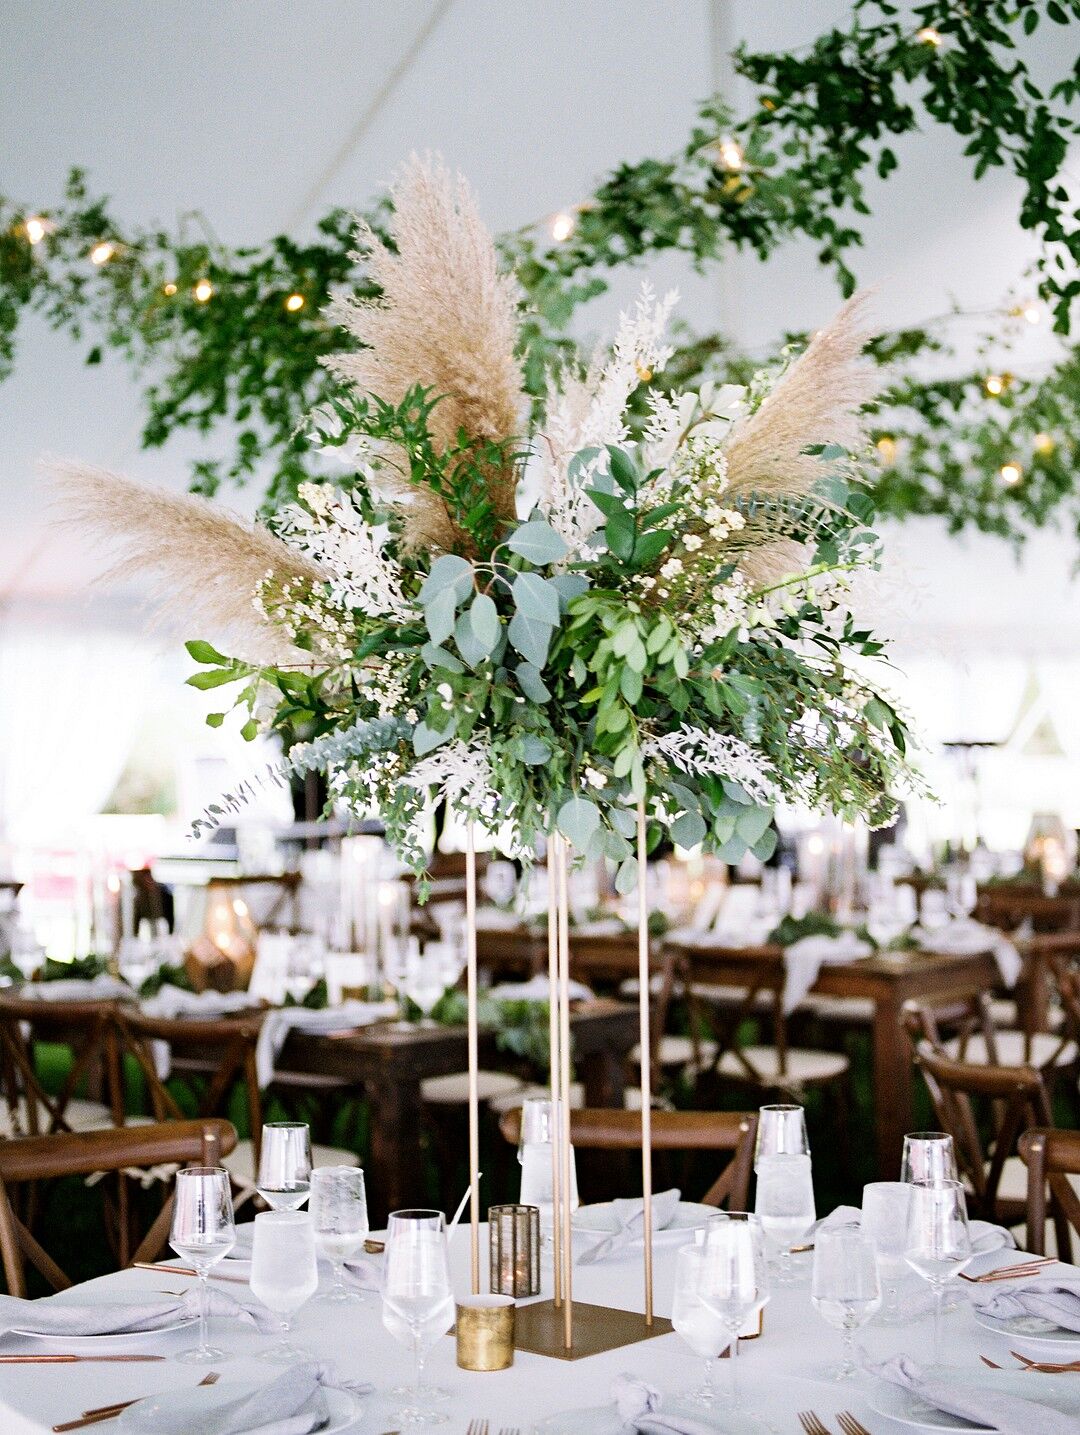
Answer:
[546,841,562,1309]
[464,821,480,1295]
[556,836,573,1350]
[636,798,654,1325]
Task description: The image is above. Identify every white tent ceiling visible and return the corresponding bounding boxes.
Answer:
[1,0,1077,661]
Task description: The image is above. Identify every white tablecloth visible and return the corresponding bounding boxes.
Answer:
[0,1233,1069,1433]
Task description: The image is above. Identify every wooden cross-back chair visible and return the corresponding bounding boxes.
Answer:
[0,1119,236,1297]
[902,990,1075,1082]
[566,933,678,1087]
[0,991,126,1138]
[976,888,1080,935]
[1019,1128,1080,1261]
[908,1033,1053,1225]
[498,1105,758,1210]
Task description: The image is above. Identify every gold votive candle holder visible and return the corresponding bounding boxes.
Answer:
[489,1203,540,1297]
[456,1293,515,1371]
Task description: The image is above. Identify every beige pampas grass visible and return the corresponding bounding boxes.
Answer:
[46,461,322,666]
[324,154,525,553]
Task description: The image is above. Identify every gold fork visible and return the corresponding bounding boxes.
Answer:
[498,1428,521,1435]
[798,1413,833,1435]
[837,1412,874,1435]
[466,1422,490,1435]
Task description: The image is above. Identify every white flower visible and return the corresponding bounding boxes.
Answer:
[659,557,683,580]
[644,725,778,805]
[583,766,608,789]
[683,533,703,552]
[401,739,501,821]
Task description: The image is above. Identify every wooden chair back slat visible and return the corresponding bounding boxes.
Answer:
[1019,1127,1080,1261]
[0,994,127,1135]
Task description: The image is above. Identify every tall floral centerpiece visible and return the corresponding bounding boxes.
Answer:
[55,157,918,1351]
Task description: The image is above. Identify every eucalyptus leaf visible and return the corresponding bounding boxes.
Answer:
[516,662,551,703]
[454,611,489,669]
[507,610,553,667]
[512,571,561,626]
[419,554,473,606]
[671,809,707,849]
[736,806,773,845]
[557,796,601,849]
[420,642,464,674]
[518,735,551,765]
[614,857,639,896]
[505,519,570,565]
[468,593,501,654]
[424,586,457,645]
[413,720,451,756]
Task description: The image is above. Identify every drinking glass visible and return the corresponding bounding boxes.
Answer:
[904,1179,973,1368]
[249,1210,319,1360]
[754,1104,810,1165]
[381,1209,454,1426]
[754,1152,815,1285]
[811,1223,882,1378]
[310,1165,369,1303]
[901,1132,958,1187]
[404,943,454,1022]
[517,1097,578,1245]
[672,1212,768,1411]
[170,1166,236,1362]
[861,1181,912,1325]
[257,1122,312,1210]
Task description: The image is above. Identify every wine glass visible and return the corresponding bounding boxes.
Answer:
[310,1165,369,1303]
[257,1122,312,1210]
[249,1210,319,1361]
[404,943,452,1023]
[901,1131,958,1186]
[754,1152,815,1285]
[811,1223,881,1378]
[904,1179,973,1368]
[861,1181,912,1325]
[754,1104,810,1165]
[170,1166,236,1362]
[517,1097,579,1246]
[671,1213,768,1411]
[381,1209,454,1426]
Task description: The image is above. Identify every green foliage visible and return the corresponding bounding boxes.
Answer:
[41,953,109,981]
[137,964,195,998]
[767,911,843,946]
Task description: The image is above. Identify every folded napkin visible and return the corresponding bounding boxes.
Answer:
[20,975,133,1003]
[971,1274,1080,1332]
[578,1190,682,1265]
[254,1000,396,1088]
[140,987,262,1077]
[783,931,871,1013]
[487,974,594,1003]
[0,1286,278,1338]
[914,918,1022,987]
[474,907,522,931]
[869,1355,1080,1435]
[612,1374,722,1435]
[123,1360,371,1435]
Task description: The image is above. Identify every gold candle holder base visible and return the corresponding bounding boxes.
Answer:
[512,1299,673,1361]
[456,1294,515,1371]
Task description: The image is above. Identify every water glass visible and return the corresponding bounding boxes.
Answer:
[257,1122,312,1210]
[901,1131,958,1186]
[672,1212,768,1410]
[381,1209,454,1427]
[904,1179,973,1367]
[517,1097,579,1243]
[310,1165,369,1303]
[861,1181,912,1324]
[249,1210,319,1360]
[754,1152,815,1285]
[754,1104,810,1165]
[170,1166,236,1362]
[811,1223,881,1378]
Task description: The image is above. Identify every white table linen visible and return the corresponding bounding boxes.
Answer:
[253,1001,396,1088]
[782,931,872,1012]
[139,988,263,1078]
[914,917,1023,986]
[18,976,133,1002]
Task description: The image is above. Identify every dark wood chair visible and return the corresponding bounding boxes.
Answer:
[0,991,127,1137]
[498,1105,758,1209]
[976,889,1080,935]
[1018,1127,1080,1260]
[567,933,679,1089]
[902,991,1075,1078]
[908,1033,1052,1225]
[0,1118,237,1297]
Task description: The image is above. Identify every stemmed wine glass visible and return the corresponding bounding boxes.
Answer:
[754,1151,815,1285]
[754,1104,810,1163]
[256,1122,312,1210]
[249,1210,319,1360]
[861,1181,913,1325]
[310,1165,369,1303]
[671,1212,768,1413]
[811,1223,882,1378]
[904,1179,973,1368]
[170,1166,236,1362]
[381,1209,455,1427]
[901,1132,958,1187]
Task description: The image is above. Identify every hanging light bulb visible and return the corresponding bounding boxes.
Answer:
[89,241,116,266]
[162,281,178,297]
[284,292,305,312]
[716,138,745,172]
[24,216,49,246]
[984,373,1013,397]
[875,435,898,465]
[193,277,214,303]
[1033,432,1056,457]
[1023,302,1042,325]
[550,211,576,243]
[999,461,1023,486]
[916,26,943,46]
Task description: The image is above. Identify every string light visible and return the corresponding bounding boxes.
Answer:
[984,372,1013,397]
[162,282,178,297]
[193,277,214,303]
[716,138,745,172]
[284,292,305,312]
[1023,302,1042,325]
[999,461,1023,486]
[1034,432,1056,456]
[89,241,115,266]
[550,211,576,243]
[875,435,898,465]
[24,216,49,245]
[916,26,943,46]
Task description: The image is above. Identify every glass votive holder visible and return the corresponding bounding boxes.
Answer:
[456,1294,515,1371]
[489,1203,540,1297]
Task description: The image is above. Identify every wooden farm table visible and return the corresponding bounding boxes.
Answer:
[278,998,640,1220]
[674,941,1004,1180]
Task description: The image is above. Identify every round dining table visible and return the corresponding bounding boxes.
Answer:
[0,1223,1057,1434]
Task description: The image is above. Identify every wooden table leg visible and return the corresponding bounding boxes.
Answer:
[367,1074,423,1225]
[871,993,913,1179]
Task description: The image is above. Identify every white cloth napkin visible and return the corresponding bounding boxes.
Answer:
[487,975,594,1003]
[139,987,262,1078]
[0,1286,277,1337]
[914,918,1022,987]
[611,1374,722,1435]
[254,1000,396,1087]
[474,907,522,931]
[971,1274,1080,1332]
[868,1354,1080,1435]
[20,975,133,1002]
[782,931,871,1013]
[578,1190,682,1265]
[121,1360,371,1435]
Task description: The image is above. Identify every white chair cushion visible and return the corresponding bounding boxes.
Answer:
[716,1046,849,1083]
[223,1138,358,1188]
[801,995,875,1023]
[691,983,774,1012]
[944,1033,1077,1069]
[488,1081,658,1115]
[0,1096,117,1137]
[617,976,668,999]
[982,1154,1080,1206]
[630,1036,719,1070]
[420,1071,525,1105]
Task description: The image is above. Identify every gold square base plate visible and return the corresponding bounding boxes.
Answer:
[513,1299,673,1360]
